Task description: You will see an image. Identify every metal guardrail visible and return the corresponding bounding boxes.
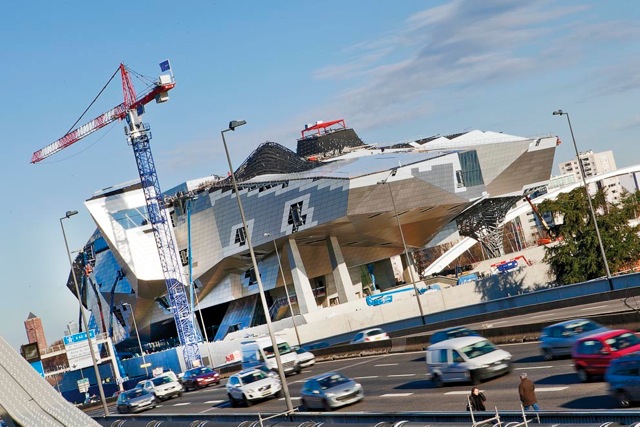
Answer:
[93,410,640,426]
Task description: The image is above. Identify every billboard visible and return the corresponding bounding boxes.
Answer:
[63,330,99,370]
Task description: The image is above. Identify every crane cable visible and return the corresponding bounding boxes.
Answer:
[63,66,121,137]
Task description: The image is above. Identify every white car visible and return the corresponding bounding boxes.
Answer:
[226,368,282,407]
[137,374,183,401]
[295,347,316,368]
[350,328,390,344]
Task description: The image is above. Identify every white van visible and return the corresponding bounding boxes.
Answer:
[241,336,301,375]
[426,336,512,387]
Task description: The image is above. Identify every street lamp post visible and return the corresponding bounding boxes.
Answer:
[122,303,149,378]
[553,110,614,291]
[60,211,109,415]
[220,120,294,413]
[264,233,302,347]
[186,197,215,366]
[377,176,426,325]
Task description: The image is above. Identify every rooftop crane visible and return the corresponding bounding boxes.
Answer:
[31,62,203,369]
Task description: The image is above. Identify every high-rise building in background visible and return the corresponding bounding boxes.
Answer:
[559,149,623,205]
[24,312,47,352]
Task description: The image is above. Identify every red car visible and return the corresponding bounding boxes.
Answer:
[572,329,640,382]
[180,366,220,391]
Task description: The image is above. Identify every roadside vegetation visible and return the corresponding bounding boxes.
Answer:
[538,188,640,285]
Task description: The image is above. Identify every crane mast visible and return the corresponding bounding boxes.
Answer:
[124,109,201,368]
[32,63,203,369]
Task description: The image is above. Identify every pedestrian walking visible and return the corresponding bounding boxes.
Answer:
[467,386,486,411]
[518,373,540,411]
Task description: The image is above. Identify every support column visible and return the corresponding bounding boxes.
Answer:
[326,236,357,303]
[286,239,319,314]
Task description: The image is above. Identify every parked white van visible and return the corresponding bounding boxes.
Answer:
[241,336,301,375]
[426,336,512,387]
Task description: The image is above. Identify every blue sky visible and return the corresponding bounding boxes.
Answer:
[1,0,639,350]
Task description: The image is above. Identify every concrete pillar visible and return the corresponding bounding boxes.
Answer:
[326,236,357,303]
[286,238,319,314]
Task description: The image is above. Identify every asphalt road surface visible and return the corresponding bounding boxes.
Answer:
[89,340,627,417]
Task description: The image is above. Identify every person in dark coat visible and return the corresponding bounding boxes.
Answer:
[518,373,540,410]
[468,386,486,411]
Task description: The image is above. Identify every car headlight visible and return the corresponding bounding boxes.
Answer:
[478,364,489,368]
[325,392,335,397]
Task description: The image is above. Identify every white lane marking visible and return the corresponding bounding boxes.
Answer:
[580,305,609,311]
[491,321,507,325]
[375,363,399,366]
[536,387,569,392]
[514,366,553,370]
[530,313,554,318]
[173,402,191,406]
[381,393,413,397]
[204,400,224,404]
[354,376,379,379]
[389,374,416,377]
[278,397,300,400]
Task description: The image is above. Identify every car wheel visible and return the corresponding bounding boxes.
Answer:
[542,348,553,361]
[228,393,237,408]
[322,399,332,412]
[432,374,443,388]
[243,394,253,407]
[616,391,631,408]
[470,371,481,385]
[576,367,591,383]
[299,398,308,411]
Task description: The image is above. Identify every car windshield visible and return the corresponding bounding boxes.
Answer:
[367,329,384,336]
[318,374,350,389]
[190,367,212,376]
[461,340,497,359]
[152,376,173,386]
[564,320,602,336]
[241,371,267,384]
[127,389,146,398]
[263,342,292,358]
[606,332,640,351]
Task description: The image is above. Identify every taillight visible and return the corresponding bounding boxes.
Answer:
[365,337,371,342]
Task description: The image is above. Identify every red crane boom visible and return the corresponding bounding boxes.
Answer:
[30,64,175,164]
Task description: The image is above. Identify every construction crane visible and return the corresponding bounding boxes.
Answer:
[31,62,203,369]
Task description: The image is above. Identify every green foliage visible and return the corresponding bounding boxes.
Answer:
[538,188,640,285]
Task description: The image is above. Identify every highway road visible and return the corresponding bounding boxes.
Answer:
[87,340,627,417]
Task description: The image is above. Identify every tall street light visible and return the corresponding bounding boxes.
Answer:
[122,302,150,378]
[264,233,302,347]
[60,210,109,415]
[221,120,294,413]
[553,110,613,291]
[377,175,426,324]
[186,196,215,366]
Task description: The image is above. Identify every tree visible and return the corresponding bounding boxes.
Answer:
[538,188,640,285]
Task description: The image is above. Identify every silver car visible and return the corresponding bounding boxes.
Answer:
[539,318,609,360]
[300,372,364,411]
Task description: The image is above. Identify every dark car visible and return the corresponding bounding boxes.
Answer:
[429,326,480,345]
[180,366,220,391]
[116,388,157,414]
[605,352,640,408]
[572,329,640,382]
[300,372,364,411]
[539,318,609,360]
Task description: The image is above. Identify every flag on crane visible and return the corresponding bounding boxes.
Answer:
[160,60,171,72]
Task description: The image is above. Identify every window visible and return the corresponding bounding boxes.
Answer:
[235,227,247,246]
[288,201,307,232]
[179,248,189,266]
